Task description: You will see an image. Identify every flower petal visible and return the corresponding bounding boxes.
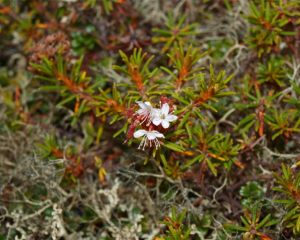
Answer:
[161,103,169,115]
[134,129,147,138]
[162,120,170,129]
[153,131,165,138]
[147,131,164,140]
[166,114,178,122]
[144,102,152,107]
[136,109,147,115]
[136,101,151,110]
[147,132,158,140]
[151,108,160,118]
[136,101,145,108]
[152,117,162,126]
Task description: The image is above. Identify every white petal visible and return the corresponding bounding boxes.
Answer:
[136,109,146,115]
[134,129,147,138]
[162,120,170,129]
[147,131,164,140]
[144,102,152,107]
[153,131,165,138]
[161,103,169,115]
[151,108,160,118]
[136,101,152,110]
[147,132,158,140]
[152,117,162,126]
[166,114,178,122]
[136,101,145,108]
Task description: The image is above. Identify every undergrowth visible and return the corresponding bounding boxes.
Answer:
[0,0,300,239]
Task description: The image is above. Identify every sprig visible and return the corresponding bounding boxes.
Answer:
[273,164,300,235]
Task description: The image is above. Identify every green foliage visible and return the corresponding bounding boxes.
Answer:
[207,38,234,60]
[288,83,300,108]
[273,164,300,235]
[1,0,300,238]
[114,48,156,94]
[152,14,197,52]
[246,0,295,57]
[233,70,300,142]
[225,204,278,240]
[102,0,119,14]
[234,85,276,136]
[71,25,97,55]
[29,45,237,179]
[188,124,240,176]
[257,56,289,87]
[31,55,100,125]
[265,109,300,140]
[240,181,264,208]
[36,134,59,159]
[156,207,191,240]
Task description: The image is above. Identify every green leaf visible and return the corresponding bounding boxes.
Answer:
[163,142,185,152]
[206,158,217,176]
[39,85,63,91]
[57,95,76,106]
[113,122,128,138]
[224,224,248,232]
[160,152,169,168]
[256,214,271,229]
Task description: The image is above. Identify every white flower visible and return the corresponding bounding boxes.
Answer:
[152,103,178,129]
[136,101,157,125]
[133,129,164,150]
[136,101,152,115]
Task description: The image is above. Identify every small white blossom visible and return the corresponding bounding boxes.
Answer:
[136,101,152,115]
[134,129,164,150]
[136,101,157,125]
[152,103,178,129]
